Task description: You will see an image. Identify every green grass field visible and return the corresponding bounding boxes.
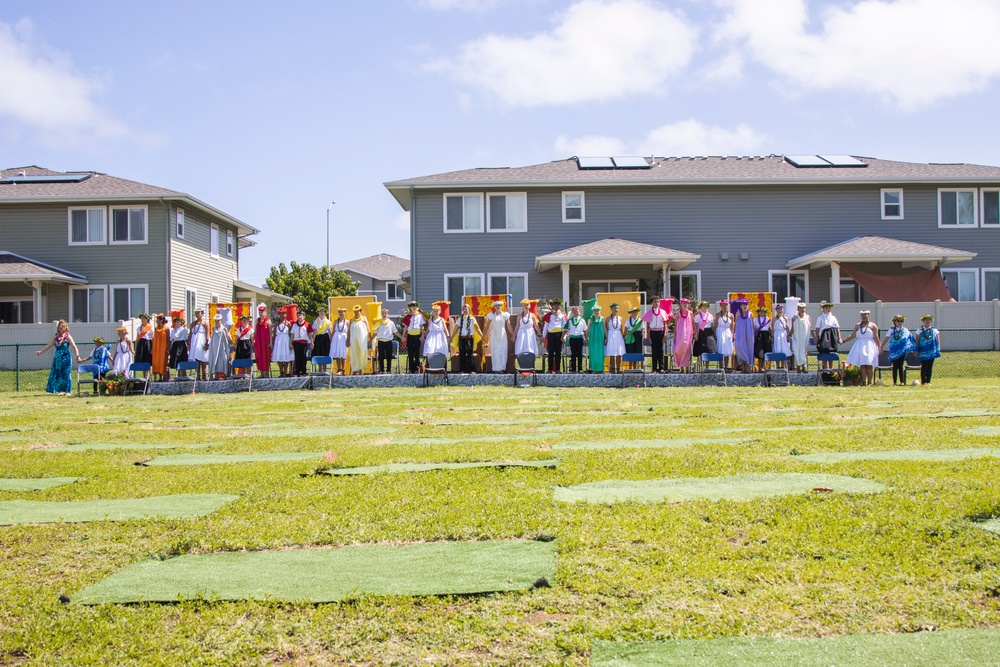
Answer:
[2,380,1000,665]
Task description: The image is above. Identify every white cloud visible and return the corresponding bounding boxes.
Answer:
[428,0,698,107]
[0,20,143,148]
[698,51,743,84]
[556,119,770,158]
[718,0,1000,110]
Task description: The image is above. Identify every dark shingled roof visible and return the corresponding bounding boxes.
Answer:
[0,252,87,283]
[334,253,410,281]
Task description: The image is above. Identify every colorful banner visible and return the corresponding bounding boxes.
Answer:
[208,302,252,344]
[596,292,642,320]
[464,294,508,317]
[728,292,775,318]
[328,295,376,319]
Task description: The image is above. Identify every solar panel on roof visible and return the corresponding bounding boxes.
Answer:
[611,156,650,169]
[0,174,91,184]
[576,157,614,169]
[784,155,831,167]
[819,154,867,167]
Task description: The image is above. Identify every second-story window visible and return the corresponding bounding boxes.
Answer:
[226,231,234,256]
[487,193,527,232]
[110,206,147,243]
[881,189,903,219]
[444,194,483,232]
[69,207,105,245]
[563,192,585,222]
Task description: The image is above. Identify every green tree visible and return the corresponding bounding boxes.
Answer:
[265,261,358,317]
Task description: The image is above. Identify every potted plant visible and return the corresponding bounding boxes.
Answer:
[841,364,862,386]
[99,371,126,396]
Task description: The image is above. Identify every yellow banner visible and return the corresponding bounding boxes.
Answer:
[208,302,252,344]
[728,292,775,318]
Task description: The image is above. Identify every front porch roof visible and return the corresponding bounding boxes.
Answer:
[233,280,290,303]
[786,236,977,270]
[0,251,87,284]
[535,237,700,272]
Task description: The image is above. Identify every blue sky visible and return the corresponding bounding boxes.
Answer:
[3,0,1000,286]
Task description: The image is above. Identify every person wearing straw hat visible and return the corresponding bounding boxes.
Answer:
[842,309,879,385]
[485,300,511,373]
[585,303,605,372]
[151,313,170,381]
[514,298,540,357]
[605,303,625,373]
[813,301,842,370]
[879,314,914,385]
[271,308,294,377]
[714,301,734,370]
[347,304,371,374]
[451,302,482,373]
[624,306,643,356]
[401,301,426,374]
[542,298,568,373]
[254,305,272,378]
[189,308,210,381]
[330,307,349,375]
[168,311,190,376]
[771,303,793,369]
[207,313,231,379]
[752,306,772,371]
[111,326,133,377]
[790,302,811,372]
[564,305,588,373]
[915,314,941,385]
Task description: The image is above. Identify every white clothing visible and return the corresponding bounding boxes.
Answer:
[715,314,734,356]
[487,311,511,370]
[272,322,294,363]
[374,319,397,341]
[816,312,840,334]
[169,326,189,342]
[189,322,209,363]
[330,319,349,359]
[566,317,587,337]
[454,314,477,338]
[647,309,668,330]
[791,314,811,366]
[514,313,538,355]
[772,316,792,357]
[423,317,449,356]
[542,312,567,336]
[846,323,879,366]
[405,312,426,336]
[606,315,625,356]
[112,340,132,376]
[694,312,713,332]
[290,322,310,343]
[236,326,252,341]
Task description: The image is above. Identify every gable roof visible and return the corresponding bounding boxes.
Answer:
[786,236,977,269]
[334,253,410,281]
[536,238,700,271]
[384,155,1000,210]
[0,251,87,283]
[0,166,259,240]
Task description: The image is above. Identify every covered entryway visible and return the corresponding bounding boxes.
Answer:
[0,251,88,323]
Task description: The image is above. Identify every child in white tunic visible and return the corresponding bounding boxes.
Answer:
[513,301,539,356]
[271,318,294,377]
[485,302,512,372]
[111,326,133,377]
[605,304,625,373]
[330,309,349,375]
[842,310,879,385]
[771,303,793,367]
[422,305,450,357]
[714,301,734,368]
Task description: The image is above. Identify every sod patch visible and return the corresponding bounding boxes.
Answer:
[590,628,1000,666]
[974,519,1000,536]
[552,438,747,451]
[143,452,328,466]
[388,435,541,445]
[537,422,685,432]
[554,473,884,504]
[73,539,557,604]
[0,494,238,525]
[0,477,80,491]
[321,459,560,475]
[47,442,225,452]
[254,426,394,437]
[959,426,1000,437]
[874,409,1000,420]
[794,448,999,463]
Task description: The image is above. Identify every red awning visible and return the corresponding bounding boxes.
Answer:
[841,265,954,302]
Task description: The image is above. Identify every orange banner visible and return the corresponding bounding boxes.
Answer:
[464,294,508,317]
[208,302,252,343]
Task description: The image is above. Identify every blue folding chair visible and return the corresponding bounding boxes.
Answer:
[76,364,101,397]
[229,357,254,391]
[512,352,536,387]
[174,360,199,393]
[815,352,842,386]
[423,353,449,387]
[309,355,333,389]
[621,352,646,387]
[764,352,789,387]
[124,362,151,395]
[700,352,727,386]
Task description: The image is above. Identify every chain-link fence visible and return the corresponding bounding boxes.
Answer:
[2,330,998,392]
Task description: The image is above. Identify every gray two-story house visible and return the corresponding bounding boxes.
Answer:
[384,155,1000,307]
[334,253,410,314]
[0,166,278,324]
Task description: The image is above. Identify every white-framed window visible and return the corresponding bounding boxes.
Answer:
[488,273,528,304]
[226,230,234,256]
[68,207,106,245]
[881,189,903,220]
[938,189,978,227]
[185,289,197,321]
[70,286,106,323]
[176,208,185,238]
[769,270,809,302]
[0,299,33,324]
[109,285,147,322]
[210,224,219,257]
[444,274,484,302]
[385,281,404,301]
[580,280,639,303]
[486,192,527,232]
[110,206,147,244]
[942,268,979,301]
[668,271,701,301]
[443,193,483,233]
[982,269,1000,301]
[562,191,585,223]
[210,293,219,303]
[981,189,1000,227]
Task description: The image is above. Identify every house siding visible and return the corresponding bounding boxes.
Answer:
[168,204,239,311]
[411,183,1000,305]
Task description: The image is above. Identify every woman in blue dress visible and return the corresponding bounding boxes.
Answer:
[34,320,81,395]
